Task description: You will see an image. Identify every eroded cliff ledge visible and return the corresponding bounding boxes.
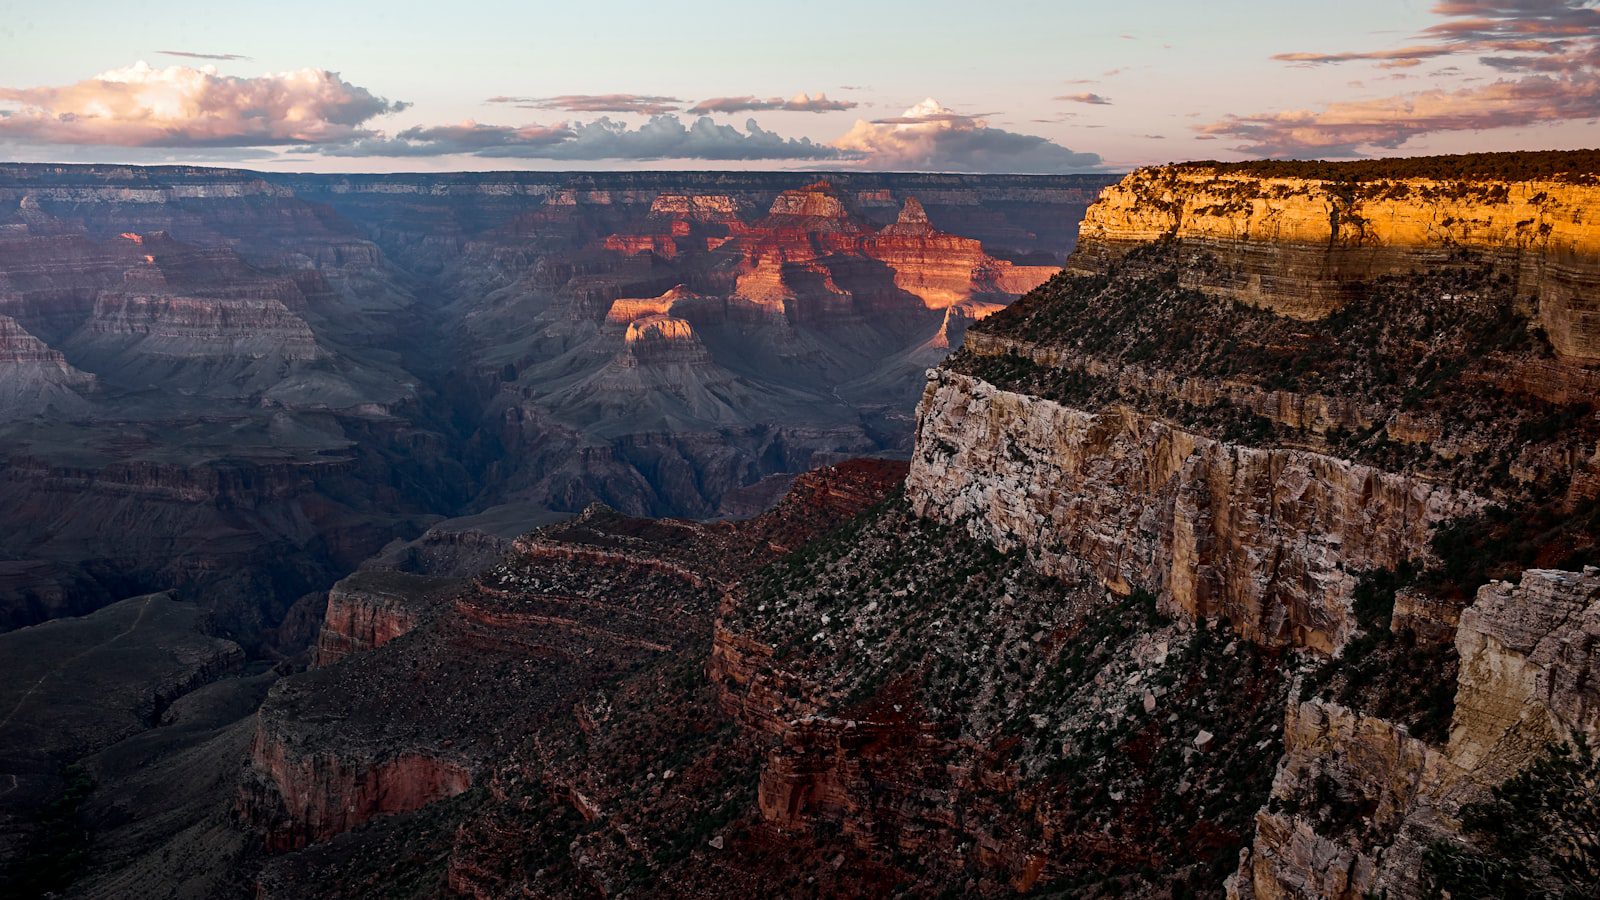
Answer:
[907,369,1479,654]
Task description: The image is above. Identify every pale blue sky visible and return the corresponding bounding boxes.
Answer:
[0,0,1594,171]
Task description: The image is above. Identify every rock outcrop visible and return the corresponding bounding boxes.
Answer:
[1231,568,1600,899]
[0,313,93,418]
[237,460,907,874]
[865,198,1057,310]
[907,369,1479,653]
[312,571,462,667]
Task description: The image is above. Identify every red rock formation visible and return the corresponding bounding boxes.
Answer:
[240,725,473,852]
[864,198,1056,310]
[313,571,462,667]
[603,284,706,324]
[242,460,907,879]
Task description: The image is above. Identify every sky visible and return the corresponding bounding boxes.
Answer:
[0,0,1596,173]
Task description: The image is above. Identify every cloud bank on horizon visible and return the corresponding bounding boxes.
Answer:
[0,61,405,147]
[0,62,1103,172]
[1203,0,1600,157]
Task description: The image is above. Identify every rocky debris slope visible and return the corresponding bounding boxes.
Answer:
[709,498,1289,895]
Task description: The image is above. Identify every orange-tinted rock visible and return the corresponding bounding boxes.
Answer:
[239,723,473,852]
[1074,168,1600,360]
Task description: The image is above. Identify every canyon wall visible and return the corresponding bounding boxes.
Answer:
[0,164,1109,643]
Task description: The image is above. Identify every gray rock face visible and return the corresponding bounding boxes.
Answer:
[906,369,1480,653]
[1231,568,1600,899]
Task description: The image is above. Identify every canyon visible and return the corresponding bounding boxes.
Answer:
[0,166,1108,641]
[0,165,1111,893]
[7,150,1600,898]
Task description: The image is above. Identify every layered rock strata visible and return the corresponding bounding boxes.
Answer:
[1071,166,1600,359]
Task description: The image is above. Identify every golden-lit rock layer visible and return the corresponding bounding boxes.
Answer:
[1071,168,1600,360]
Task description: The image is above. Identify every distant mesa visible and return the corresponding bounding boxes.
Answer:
[649,192,744,222]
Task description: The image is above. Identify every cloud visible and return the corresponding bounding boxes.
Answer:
[486,94,683,114]
[322,115,847,161]
[1272,45,1457,66]
[157,50,252,61]
[688,92,856,114]
[322,97,1099,173]
[1057,92,1113,105]
[1200,73,1600,156]
[832,98,1101,173]
[0,61,405,147]
[1206,0,1600,155]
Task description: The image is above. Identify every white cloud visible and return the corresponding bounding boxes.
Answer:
[831,98,1102,173]
[0,61,405,147]
[323,115,846,161]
